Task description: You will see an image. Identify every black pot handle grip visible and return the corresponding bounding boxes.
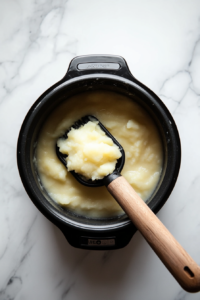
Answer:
[63,55,136,81]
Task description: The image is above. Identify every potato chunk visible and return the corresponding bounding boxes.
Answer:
[57,121,122,180]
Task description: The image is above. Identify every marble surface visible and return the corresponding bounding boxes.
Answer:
[0,0,200,299]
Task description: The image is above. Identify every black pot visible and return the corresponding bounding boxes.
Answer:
[17,55,181,250]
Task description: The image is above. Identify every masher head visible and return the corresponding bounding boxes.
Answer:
[56,115,125,187]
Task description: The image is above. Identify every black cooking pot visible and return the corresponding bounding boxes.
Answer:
[17,55,181,250]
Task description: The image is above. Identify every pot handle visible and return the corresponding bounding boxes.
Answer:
[62,55,136,81]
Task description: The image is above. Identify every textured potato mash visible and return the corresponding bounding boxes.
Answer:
[36,90,163,217]
[57,121,122,181]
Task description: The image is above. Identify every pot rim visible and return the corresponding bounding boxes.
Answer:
[17,72,181,232]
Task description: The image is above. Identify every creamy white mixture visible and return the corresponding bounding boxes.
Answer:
[57,121,122,180]
[36,90,163,217]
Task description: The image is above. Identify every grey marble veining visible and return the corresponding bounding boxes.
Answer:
[1,0,200,299]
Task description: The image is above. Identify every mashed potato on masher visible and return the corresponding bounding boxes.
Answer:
[36,90,163,217]
[57,121,122,180]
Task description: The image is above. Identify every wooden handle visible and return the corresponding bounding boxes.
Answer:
[107,176,200,293]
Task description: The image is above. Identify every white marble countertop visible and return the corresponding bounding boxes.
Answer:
[1,0,200,299]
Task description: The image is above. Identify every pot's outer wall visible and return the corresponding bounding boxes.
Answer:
[17,55,181,249]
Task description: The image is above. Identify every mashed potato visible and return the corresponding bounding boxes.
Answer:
[57,121,122,180]
[36,90,163,217]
